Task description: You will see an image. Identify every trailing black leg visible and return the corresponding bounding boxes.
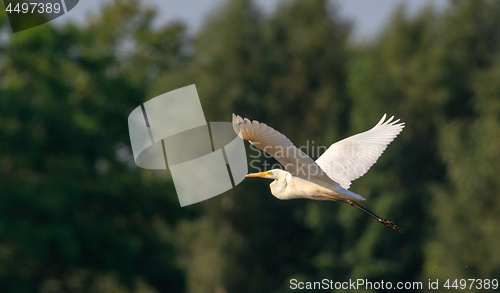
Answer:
[321,195,403,233]
[344,199,403,233]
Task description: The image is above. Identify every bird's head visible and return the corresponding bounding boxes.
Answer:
[246,169,287,180]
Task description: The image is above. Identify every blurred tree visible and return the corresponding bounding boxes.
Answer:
[0,0,189,292]
[424,0,500,284]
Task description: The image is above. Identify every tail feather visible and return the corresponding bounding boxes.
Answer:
[338,188,365,201]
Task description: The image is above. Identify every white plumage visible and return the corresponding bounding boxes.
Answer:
[316,114,405,189]
[233,113,405,232]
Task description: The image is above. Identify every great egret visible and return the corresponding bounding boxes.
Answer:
[233,113,405,232]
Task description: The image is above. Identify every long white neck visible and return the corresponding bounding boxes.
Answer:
[269,172,290,199]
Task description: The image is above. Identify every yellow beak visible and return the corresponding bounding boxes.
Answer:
[246,172,268,177]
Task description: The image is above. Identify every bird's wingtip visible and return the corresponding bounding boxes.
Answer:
[375,113,388,127]
[232,113,245,138]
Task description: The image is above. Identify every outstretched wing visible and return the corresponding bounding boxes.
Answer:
[233,114,337,185]
[315,114,405,189]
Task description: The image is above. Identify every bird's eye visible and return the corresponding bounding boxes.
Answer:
[267,171,273,176]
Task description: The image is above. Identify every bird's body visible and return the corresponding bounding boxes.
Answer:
[233,113,405,232]
[251,169,362,201]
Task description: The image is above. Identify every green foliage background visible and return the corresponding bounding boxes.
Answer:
[1,0,499,292]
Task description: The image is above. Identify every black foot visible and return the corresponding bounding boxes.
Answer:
[380,219,404,233]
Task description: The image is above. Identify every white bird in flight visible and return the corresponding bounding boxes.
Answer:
[233,113,405,232]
